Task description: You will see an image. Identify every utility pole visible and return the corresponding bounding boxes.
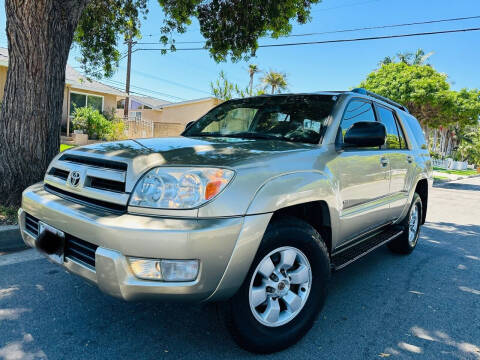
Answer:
[124,33,134,118]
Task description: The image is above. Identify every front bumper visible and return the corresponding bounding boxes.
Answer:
[20,183,271,302]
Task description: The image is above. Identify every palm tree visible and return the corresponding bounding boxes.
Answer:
[412,49,434,65]
[261,70,288,94]
[396,51,413,64]
[248,64,261,96]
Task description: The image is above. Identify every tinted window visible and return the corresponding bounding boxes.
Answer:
[377,106,402,149]
[340,100,376,143]
[396,120,407,149]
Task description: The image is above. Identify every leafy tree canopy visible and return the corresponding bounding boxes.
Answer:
[360,62,451,128]
[75,0,321,77]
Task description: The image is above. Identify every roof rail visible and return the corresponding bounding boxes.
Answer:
[351,88,409,113]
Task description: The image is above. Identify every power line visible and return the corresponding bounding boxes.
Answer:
[101,78,187,101]
[136,15,480,45]
[127,67,212,96]
[133,27,480,52]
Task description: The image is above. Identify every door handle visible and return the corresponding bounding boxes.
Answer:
[407,155,414,163]
[380,157,389,167]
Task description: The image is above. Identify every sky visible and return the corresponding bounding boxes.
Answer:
[0,0,480,102]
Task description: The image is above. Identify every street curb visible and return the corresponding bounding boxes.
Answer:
[0,225,27,252]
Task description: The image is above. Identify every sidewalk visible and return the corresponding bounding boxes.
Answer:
[433,170,480,184]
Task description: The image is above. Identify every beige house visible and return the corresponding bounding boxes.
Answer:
[117,95,221,137]
[0,47,126,136]
[1,47,220,139]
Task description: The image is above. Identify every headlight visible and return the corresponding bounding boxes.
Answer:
[129,167,234,209]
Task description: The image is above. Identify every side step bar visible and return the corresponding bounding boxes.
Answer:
[331,227,403,270]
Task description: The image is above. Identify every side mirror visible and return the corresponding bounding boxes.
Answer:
[185,121,196,130]
[344,121,386,147]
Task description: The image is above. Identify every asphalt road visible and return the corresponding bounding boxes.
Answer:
[1,177,479,360]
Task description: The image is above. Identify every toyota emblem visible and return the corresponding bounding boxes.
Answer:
[69,171,81,187]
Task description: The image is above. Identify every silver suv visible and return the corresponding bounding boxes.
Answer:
[19,89,432,353]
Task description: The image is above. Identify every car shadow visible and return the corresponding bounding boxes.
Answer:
[1,220,479,359]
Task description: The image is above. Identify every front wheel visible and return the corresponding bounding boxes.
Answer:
[224,217,330,353]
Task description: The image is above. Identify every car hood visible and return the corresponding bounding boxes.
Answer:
[67,136,317,169]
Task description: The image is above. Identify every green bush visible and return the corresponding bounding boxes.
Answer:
[72,106,113,140]
[107,121,127,141]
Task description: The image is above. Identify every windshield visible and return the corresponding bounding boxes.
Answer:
[183,95,336,144]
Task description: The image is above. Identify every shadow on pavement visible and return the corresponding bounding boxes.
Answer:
[0,220,479,359]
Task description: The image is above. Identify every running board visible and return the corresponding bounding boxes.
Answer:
[331,227,403,270]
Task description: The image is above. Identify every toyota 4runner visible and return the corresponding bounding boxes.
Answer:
[19,88,432,353]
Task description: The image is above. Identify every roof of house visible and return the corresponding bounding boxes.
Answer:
[159,97,219,109]
[126,95,218,110]
[65,65,126,96]
[0,47,126,97]
[130,95,172,109]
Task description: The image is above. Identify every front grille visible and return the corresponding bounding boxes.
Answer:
[60,154,128,171]
[49,167,70,181]
[23,212,98,269]
[44,184,127,214]
[65,235,98,269]
[89,177,125,192]
[25,213,39,236]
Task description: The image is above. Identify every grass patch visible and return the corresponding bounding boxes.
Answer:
[433,167,477,176]
[0,205,18,226]
[434,175,449,181]
[60,144,74,152]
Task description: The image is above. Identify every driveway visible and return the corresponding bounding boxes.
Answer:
[1,178,479,360]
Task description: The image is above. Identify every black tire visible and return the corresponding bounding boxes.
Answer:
[388,193,423,254]
[224,216,330,354]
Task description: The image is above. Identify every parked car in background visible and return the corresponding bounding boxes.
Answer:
[19,88,432,353]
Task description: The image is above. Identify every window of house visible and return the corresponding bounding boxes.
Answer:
[117,99,125,109]
[130,100,143,110]
[69,92,103,115]
[130,111,142,120]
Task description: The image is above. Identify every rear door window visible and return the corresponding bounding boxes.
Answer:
[376,106,404,149]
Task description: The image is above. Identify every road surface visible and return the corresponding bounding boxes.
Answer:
[1,177,479,359]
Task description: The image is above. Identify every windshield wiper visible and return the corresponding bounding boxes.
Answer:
[219,133,291,141]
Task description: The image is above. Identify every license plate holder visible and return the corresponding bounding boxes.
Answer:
[37,222,65,265]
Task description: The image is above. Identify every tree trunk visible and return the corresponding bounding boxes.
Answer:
[0,0,89,206]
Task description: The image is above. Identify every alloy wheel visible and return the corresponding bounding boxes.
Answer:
[248,246,312,327]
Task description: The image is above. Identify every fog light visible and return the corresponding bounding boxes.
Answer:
[128,258,162,280]
[161,260,199,282]
[128,258,199,282]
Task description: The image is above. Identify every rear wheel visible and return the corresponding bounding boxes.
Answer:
[224,217,330,353]
[388,193,423,254]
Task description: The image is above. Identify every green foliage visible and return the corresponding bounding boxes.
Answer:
[107,121,127,141]
[261,70,288,94]
[210,71,248,100]
[60,144,74,152]
[0,205,18,225]
[248,64,261,96]
[75,0,321,76]
[379,48,434,66]
[457,126,480,165]
[72,106,113,140]
[74,0,148,78]
[360,62,450,128]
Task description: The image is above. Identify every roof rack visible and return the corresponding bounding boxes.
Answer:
[351,88,409,113]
